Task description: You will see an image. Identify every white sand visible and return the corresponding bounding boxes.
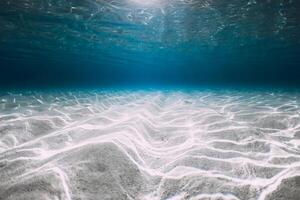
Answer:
[0,90,300,200]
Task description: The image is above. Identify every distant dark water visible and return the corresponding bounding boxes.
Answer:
[0,0,300,87]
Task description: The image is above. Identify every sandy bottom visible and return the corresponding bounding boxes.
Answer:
[0,90,300,200]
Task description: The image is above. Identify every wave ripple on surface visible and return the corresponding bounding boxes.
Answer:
[0,90,300,200]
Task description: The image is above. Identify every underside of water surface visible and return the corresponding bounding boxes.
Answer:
[0,0,300,86]
[1,1,300,200]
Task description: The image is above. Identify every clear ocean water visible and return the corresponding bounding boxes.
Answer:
[0,0,299,87]
[1,1,300,200]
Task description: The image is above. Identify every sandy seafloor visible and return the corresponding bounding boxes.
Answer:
[0,90,300,200]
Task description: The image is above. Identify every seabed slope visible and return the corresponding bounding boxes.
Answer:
[0,90,300,200]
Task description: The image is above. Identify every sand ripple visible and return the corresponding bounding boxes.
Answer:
[0,90,300,200]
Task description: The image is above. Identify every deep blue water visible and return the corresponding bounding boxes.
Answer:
[0,0,300,88]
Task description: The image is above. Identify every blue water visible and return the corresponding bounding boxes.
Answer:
[1,2,300,199]
[0,0,300,87]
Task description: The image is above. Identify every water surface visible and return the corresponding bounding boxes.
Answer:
[0,0,299,86]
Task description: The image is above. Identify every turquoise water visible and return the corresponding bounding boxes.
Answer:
[0,0,299,87]
[1,1,300,199]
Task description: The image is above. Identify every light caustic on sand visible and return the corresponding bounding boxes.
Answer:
[0,90,300,200]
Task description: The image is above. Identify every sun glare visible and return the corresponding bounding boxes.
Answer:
[129,0,163,7]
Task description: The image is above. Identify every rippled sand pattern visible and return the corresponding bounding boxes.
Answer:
[1,90,300,200]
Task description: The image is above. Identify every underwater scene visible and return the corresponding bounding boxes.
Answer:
[0,0,300,200]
